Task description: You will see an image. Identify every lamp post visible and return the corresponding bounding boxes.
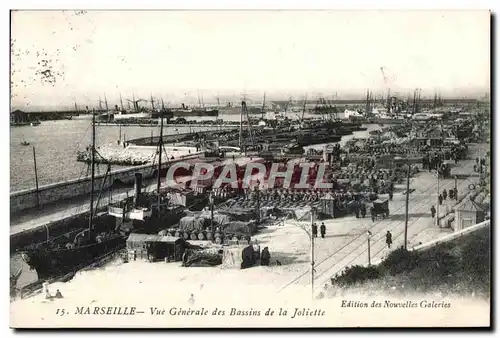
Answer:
[310,207,315,300]
[367,230,372,266]
[404,162,410,250]
[436,168,440,227]
[209,190,215,233]
[256,182,261,223]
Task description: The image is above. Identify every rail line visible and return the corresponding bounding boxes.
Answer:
[278,169,475,293]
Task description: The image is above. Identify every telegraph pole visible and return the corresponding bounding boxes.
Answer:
[32,146,40,208]
[436,168,440,227]
[454,175,458,200]
[209,190,214,233]
[367,230,372,265]
[310,208,315,300]
[404,162,411,250]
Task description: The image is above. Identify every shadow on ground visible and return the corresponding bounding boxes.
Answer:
[267,251,308,266]
[387,213,430,221]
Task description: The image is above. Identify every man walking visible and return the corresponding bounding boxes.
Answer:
[386,231,393,249]
[360,204,366,218]
[312,223,318,238]
[320,222,326,239]
[431,205,436,218]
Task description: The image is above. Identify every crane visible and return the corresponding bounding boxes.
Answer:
[239,100,255,150]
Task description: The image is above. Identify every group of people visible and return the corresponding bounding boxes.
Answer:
[430,187,458,218]
[311,222,327,239]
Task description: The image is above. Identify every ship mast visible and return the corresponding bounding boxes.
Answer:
[89,110,96,233]
[150,93,155,111]
[156,110,164,217]
[261,92,266,119]
[120,93,124,111]
[104,93,109,111]
[301,93,307,123]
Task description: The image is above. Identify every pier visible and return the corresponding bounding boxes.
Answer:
[10,153,203,214]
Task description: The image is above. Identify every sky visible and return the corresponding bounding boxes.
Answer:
[10,10,490,110]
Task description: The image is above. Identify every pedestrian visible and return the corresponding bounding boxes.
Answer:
[453,187,458,200]
[260,247,270,266]
[442,189,447,200]
[320,222,326,239]
[370,207,375,222]
[360,204,366,218]
[431,205,436,218]
[385,231,393,249]
[449,188,454,200]
[55,289,63,299]
[438,194,443,205]
[312,223,318,238]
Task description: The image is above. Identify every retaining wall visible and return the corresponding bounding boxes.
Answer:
[10,153,202,214]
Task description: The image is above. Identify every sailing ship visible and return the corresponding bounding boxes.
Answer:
[21,112,125,281]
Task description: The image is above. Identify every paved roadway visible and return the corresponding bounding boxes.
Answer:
[277,159,481,296]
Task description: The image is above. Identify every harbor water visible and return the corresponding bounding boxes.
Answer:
[10,113,380,192]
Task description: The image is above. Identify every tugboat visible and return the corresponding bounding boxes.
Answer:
[107,111,187,236]
[21,112,126,281]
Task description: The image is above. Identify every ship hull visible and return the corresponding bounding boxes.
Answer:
[21,235,125,281]
[296,135,342,146]
[173,109,219,117]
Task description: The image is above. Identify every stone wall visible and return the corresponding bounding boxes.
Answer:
[10,153,201,214]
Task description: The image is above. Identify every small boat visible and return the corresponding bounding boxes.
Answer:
[20,141,30,146]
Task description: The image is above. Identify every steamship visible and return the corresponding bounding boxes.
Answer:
[171,103,219,117]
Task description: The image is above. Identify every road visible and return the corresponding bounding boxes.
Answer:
[276,161,481,295]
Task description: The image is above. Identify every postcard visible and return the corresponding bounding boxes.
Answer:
[9,9,491,328]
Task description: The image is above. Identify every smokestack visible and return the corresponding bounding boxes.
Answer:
[133,173,143,207]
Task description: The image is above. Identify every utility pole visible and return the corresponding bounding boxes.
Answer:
[454,175,458,200]
[256,184,261,222]
[32,146,40,208]
[404,162,411,250]
[367,230,372,265]
[310,208,315,300]
[209,190,214,233]
[436,168,440,227]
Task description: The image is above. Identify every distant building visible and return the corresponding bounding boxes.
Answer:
[10,109,29,123]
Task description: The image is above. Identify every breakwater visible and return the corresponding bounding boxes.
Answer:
[10,153,202,214]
